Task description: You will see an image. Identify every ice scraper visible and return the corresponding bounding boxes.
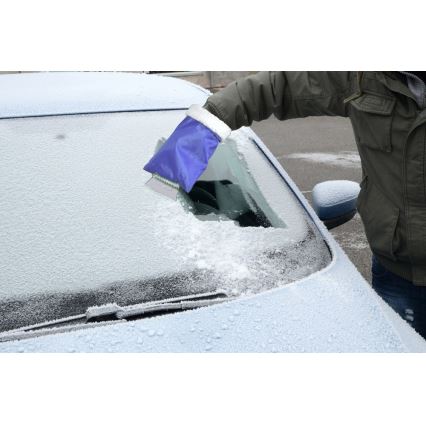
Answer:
[143,104,231,199]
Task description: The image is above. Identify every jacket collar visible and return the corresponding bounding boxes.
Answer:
[399,72,426,108]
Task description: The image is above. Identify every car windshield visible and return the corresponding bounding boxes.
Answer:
[0,110,331,332]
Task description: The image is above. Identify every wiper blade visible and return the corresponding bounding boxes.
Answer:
[88,290,232,321]
[117,292,232,320]
[1,290,233,340]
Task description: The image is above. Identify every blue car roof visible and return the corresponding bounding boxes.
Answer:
[0,72,210,119]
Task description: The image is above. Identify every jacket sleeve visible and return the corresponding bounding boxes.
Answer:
[203,71,354,130]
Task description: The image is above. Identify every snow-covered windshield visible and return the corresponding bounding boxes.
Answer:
[0,111,330,332]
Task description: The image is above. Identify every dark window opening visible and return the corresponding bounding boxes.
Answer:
[186,180,272,228]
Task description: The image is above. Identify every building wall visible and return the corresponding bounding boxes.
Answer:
[148,71,255,91]
[0,71,256,91]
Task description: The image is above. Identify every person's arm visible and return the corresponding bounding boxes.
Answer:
[144,71,355,195]
[203,71,354,130]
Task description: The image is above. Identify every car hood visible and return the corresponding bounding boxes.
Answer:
[1,242,425,352]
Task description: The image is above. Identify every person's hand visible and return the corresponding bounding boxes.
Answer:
[144,104,231,193]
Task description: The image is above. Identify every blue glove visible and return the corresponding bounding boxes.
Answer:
[143,104,231,194]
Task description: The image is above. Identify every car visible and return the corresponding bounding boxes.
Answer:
[0,71,424,352]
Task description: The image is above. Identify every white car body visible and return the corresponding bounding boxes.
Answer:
[0,72,425,352]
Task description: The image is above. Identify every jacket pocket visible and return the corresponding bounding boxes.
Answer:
[349,91,395,152]
[357,177,400,261]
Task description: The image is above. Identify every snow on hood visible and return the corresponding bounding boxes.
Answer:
[1,244,425,352]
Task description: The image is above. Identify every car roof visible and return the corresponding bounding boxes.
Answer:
[0,72,210,119]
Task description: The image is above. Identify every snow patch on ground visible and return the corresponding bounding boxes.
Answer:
[283,151,361,168]
[332,215,370,251]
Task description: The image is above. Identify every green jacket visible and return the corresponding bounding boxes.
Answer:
[204,71,426,285]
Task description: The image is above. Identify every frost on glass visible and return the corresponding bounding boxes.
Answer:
[0,111,330,332]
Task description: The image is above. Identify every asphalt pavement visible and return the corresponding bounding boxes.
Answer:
[251,116,372,282]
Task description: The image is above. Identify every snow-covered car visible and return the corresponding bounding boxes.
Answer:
[0,72,424,352]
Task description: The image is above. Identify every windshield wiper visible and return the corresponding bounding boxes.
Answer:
[0,291,233,341]
[86,290,232,322]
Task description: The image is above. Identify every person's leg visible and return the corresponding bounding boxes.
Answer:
[371,256,426,339]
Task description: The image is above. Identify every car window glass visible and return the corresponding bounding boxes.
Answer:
[0,111,331,332]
